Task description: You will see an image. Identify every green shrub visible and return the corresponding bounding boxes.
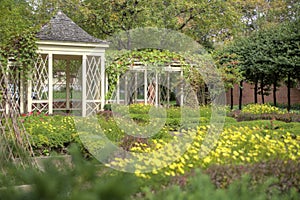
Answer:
[23,114,77,155]
[232,113,300,123]
[242,104,286,114]
[205,159,300,193]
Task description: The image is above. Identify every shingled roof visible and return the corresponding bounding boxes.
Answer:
[36,11,106,44]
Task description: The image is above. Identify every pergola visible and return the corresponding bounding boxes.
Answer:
[26,11,108,116]
[109,59,186,107]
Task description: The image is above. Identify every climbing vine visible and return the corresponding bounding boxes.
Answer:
[0,28,38,79]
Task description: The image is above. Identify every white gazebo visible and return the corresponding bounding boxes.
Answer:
[26,11,108,116]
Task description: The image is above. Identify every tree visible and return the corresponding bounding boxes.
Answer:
[213,51,242,110]
[225,18,299,110]
[0,0,34,45]
[75,0,243,49]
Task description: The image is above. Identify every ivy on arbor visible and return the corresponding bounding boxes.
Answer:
[0,29,38,79]
[105,49,217,101]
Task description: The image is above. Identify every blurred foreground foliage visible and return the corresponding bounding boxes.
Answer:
[0,145,299,200]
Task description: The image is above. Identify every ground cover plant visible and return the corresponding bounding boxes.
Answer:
[7,103,299,199]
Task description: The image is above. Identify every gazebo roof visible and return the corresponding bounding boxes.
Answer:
[36,11,106,44]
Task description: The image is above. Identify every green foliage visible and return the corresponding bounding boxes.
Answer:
[0,146,140,200]
[242,104,286,115]
[233,113,300,124]
[1,149,299,200]
[141,168,299,200]
[23,114,77,156]
[213,51,243,90]
[0,0,34,45]
[0,29,38,79]
[224,20,300,97]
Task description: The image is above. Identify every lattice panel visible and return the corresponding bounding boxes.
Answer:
[86,102,101,116]
[32,103,49,114]
[32,54,49,100]
[146,70,158,105]
[86,56,102,100]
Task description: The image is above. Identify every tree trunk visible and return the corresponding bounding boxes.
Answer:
[261,79,265,104]
[273,78,277,107]
[204,85,209,105]
[239,81,243,110]
[287,74,291,112]
[230,87,233,110]
[254,81,258,104]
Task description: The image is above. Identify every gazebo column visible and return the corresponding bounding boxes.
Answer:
[20,72,24,114]
[82,54,87,117]
[27,75,32,113]
[101,55,105,110]
[66,60,71,112]
[48,53,53,114]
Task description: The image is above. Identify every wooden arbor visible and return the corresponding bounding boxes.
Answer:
[29,11,108,116]
[110,58,185,107]
[0,61,34,166]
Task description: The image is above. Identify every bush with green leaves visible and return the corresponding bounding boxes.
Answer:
[242,104,286,115]
[22,114,77,155]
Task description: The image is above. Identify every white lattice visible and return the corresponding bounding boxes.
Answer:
[32,54,49,100]
[32,103,49,113]
[86,102,101,116]
[86,56,102,100]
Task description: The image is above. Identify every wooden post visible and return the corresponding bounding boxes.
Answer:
[82,54,87,116]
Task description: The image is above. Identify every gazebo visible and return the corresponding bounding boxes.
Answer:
[27,11,108,116]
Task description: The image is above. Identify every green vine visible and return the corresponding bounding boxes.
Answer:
[0,28,38,79]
